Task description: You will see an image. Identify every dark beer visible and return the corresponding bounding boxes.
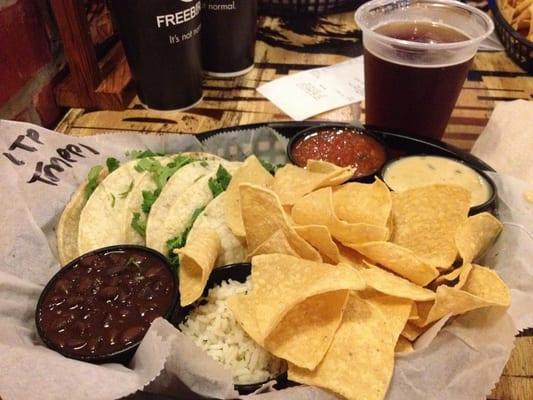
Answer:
[364,21,472,139]
[109,0,203,110]
[201,0,258,77]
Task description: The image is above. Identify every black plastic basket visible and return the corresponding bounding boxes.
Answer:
[489,0,533,73]
[259,0,363,16]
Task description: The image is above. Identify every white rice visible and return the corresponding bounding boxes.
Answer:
[179,278,284,385]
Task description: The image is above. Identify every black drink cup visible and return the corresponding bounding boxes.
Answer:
[201,0,258,77]
[108,0,203,110]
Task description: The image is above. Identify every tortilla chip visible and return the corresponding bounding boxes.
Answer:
[265,290,349,370]
[409,302,419,320]
[272,163,352,206]
[391,185,471,268]
[247,229,299,259]
[292,187,389,245]
[293,225,340,263]
[413,266,510,327]
[395,336,414,353]
[360,291,413,343]
[288,294,395,400]
[360,264,437,301]
[223,155,274,238]
[306,159,355,186]
[177,229,221,306]
[455,212,503,264]
[433,263,473,290]
[332,178,392,227]
[400,321,427,341]
[230,254,365,340]
[462,264,510,306]
[240,183,322,262]
[337,245,368,270]
[351,242,439,286]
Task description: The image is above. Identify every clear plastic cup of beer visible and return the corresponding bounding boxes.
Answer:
[355,0,494,140]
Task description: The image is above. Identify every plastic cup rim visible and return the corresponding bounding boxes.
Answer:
[354,0,495,51]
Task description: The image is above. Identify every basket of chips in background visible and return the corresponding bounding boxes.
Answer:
[259,0,365,16]
[489,0,533,72]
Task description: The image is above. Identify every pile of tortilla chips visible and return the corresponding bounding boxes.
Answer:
[188,155,509,400]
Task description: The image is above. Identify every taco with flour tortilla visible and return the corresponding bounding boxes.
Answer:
[56,157,121,265]
[146,160,242,266]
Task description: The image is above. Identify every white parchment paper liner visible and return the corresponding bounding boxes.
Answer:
[0,119,532,400]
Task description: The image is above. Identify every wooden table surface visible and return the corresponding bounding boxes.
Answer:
[55,11,533,400]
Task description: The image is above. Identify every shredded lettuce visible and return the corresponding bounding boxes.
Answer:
[208,165,232,198]
[84,165,103,200]
[167,206,205,269]
[127,149,163,159]
[141,189,160,214]
[131,212,147,237]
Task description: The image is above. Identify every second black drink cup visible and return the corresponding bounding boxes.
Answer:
[109,0,203,110]
[201,0,258,77]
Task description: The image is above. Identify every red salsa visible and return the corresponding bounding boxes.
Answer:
[291,128,387,178]
[36,248,176,359]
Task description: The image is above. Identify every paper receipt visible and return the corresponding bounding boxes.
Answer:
[257,56,365,121]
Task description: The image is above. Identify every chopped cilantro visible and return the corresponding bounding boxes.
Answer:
[84,165,103,200]
[119,181,134,198]
[208,165,232,198]
[127,149,163,159]
[200,160,209,167]
[259,159,284,175]
[167,206,205,268]
[110,193,116,208]
[106,157,120,173]
[131,212,147,237]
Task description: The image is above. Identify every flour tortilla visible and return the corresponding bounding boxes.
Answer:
[124,154,223,245]
[78,157,170,255]
[57,169,108,265]
[186,192,246,267]
[146,160,241,256]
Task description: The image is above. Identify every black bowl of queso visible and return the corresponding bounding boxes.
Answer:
[287,124,387,181]
[35,245,178,364]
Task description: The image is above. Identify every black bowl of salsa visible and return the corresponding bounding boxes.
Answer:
[35,245,178,365]
[287,124,387,182]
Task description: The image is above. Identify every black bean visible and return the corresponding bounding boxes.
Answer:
[77,277,92,294]
[65,295,84,308]
[105,328,120,346]
[105,263,127,277]
[105,276,121,287]
[87,337,102,354]
[121,326,145,345]
[98,286,118,301]
[144,266,161,279]
[48,294,66,307]
[152,280,164,292]
[66,338,87,350]
[50,315,72,331]
[55,279,72,294]
[118,308,131,318]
